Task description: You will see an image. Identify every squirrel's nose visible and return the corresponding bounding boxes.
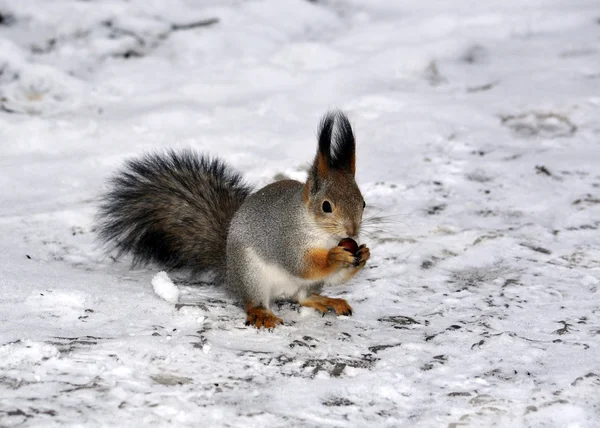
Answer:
[345,221,358,238]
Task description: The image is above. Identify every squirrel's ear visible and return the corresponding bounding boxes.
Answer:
[305,111,356,199]
[315,111,356,177]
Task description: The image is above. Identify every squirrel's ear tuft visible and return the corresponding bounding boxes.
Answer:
[315,111,356,177]
[306,111,356,198]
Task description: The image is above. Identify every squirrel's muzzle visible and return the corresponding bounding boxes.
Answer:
[344,221,358,238]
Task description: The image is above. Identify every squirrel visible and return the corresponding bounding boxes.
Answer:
[97,111,370,329]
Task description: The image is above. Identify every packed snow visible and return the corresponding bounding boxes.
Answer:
[1,0,600,427]
[152,271,181,305]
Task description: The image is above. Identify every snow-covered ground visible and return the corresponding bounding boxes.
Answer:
[1,0,600,426]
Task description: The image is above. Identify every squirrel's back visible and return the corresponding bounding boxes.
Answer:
[97,149,251,275]
[228,180,306,268]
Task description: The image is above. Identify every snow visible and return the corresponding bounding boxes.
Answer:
[152,271,180,304]
[1,0,600,426]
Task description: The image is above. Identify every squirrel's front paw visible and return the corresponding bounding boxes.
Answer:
[328,245,358,268]
[354,244,370,268]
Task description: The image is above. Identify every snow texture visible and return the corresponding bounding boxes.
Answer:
[152,271,180,305]
[1,0,600,427]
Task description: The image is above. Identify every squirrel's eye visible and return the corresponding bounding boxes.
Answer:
[363,201,366,209]
[322,201,332,213]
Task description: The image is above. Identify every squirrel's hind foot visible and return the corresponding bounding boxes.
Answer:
[300,294,353,317]
[245,305,283,329]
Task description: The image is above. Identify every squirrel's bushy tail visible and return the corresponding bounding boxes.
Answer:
[97,150,251,276]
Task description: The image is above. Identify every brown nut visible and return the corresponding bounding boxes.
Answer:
[338,238,359,255]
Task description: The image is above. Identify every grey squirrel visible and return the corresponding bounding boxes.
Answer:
[97,111,370,328]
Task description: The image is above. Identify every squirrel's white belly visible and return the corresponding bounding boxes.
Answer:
[245,247,315,302]
[245,247,346,304]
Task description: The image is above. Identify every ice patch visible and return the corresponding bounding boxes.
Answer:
[152,271,180,304]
